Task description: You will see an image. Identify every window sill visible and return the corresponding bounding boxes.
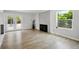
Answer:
[56,27,72,30]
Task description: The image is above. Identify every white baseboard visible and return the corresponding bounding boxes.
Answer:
[52,32,79,41]
[5,29,32,32]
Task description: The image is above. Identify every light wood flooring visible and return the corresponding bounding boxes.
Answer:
[1,30,79,49]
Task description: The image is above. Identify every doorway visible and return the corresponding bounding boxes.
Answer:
[15,16,22,30]
[7,15,22,32]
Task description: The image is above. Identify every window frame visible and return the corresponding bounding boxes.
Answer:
[56,10,73,29]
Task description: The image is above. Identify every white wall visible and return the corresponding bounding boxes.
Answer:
[39,11,50,32]
[0,12,4,24]
[33,13,39,30]
[22,13,35,29]
[50,10,79,40]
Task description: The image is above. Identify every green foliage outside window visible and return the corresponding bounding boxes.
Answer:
[8,16,13,24]
[16,16,21,24]
[8,16,21,24]
[57,10,72,28]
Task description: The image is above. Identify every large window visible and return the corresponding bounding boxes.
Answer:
[57,10,73,28]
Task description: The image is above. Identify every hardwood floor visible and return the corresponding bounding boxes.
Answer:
[1,30,79,49]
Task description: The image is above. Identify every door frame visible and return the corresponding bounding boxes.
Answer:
[5,15,23,32]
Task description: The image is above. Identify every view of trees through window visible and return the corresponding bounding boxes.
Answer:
[57,10,73,28]
[8,16,13,24]
[8,16,21,24]
[16,16,21,24]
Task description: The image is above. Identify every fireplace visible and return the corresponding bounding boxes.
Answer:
[40,24,48,32]
[0,24,4,34]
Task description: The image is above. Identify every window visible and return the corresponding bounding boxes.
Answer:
[16,16,21,24]
[8,16,13,24]
[57,10,73,28]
